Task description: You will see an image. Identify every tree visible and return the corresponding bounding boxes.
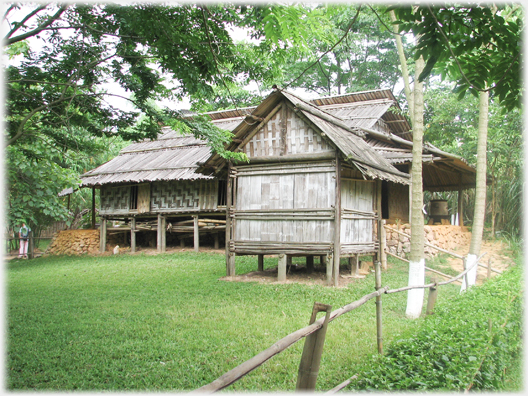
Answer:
[391,4,523,291]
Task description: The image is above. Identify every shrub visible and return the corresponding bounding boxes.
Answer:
[353,264,523,391]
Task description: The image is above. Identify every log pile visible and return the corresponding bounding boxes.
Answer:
[45,229,100,256]
[385,224,471,259]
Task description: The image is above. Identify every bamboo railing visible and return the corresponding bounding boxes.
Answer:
[193,256,485,394]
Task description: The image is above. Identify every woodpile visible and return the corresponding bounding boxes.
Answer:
[45,229,100,256]
[385,224,471,259]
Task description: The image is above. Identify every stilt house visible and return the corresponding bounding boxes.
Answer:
[200,88,476,286]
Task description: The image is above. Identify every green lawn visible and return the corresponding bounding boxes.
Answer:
[6,251,465,391]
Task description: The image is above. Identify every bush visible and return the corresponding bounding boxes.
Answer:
[353,264,523,391]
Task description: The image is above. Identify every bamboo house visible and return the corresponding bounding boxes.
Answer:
[199,88,477,286]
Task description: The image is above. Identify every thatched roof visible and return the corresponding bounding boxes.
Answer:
[65,87,475,195]
[80,129,213,187]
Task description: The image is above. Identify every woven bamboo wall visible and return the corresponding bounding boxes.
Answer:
[100,185,130,214]
[244,105,333,158]
[151,180,218,212]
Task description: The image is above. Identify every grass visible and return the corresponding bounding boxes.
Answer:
[7,251,467,391]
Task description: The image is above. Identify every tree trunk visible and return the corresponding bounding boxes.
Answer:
[405,54,426,319]
[461,90,489,291]
[390,10,414,121]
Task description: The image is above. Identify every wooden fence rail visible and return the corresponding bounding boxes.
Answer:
[193,256,483,393]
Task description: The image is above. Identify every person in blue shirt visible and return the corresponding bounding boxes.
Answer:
[18,222,31,259]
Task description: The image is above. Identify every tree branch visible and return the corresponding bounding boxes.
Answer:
[284,5,362,89]
[5,4,69,46]
[4,4,47,39]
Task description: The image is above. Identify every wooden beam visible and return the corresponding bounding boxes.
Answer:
[258,254,264,272]
[225,161,233,276]
[306,256,314,274]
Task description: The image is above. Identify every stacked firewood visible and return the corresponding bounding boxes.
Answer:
[385,224,471,259]
[45,229,100,256]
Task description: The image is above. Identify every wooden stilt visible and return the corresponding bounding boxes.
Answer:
[326,253,333,286]
[180,238,185,248]
[92,187,96,230]
[193,215,199,252]
[306,255,314,274]
[278,254,287,282]
[349,255,360,277]
[258,254,264,272]
[227,252,236,278]
[99,217,107,253]
[130,217,136,253]
[214,232,220,249]
[333,155,342,287]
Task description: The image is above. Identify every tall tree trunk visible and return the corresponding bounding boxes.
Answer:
[405,54,426,318]
[461,90,489,291]
[390,10,414,121]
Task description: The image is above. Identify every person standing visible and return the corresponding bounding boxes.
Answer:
[18,222,31,259]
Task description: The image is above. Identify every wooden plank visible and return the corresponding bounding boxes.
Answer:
[99,217,107,253]
[333,155,341,287]
[130,217,136,253]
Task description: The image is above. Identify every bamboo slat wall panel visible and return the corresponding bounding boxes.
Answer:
[244,106,333,158]
[340,180,374,245]
[100,185,130,214]
[199,180,219,210]
[233,163,336,245]
[388,182,409,222]
[137,183,151,213]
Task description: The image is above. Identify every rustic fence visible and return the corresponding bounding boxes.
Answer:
[193,252,493,393]
[4,234,52,259]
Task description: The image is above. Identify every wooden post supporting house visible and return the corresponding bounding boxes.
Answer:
[458,176,464,227]
[349,255,359,277]
[306,255,314,274]
[258,254,264,271]
[130,217,136,253]
[99,217,107,253]
[92,187,96,229]
[225,162,234,276]
[193,215,200,252]
[278,254,287,282]
[374,261,383,354]
[332,156,342,287]
[157,214,166,253]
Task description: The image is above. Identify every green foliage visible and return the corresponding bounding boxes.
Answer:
[391,5,523,110]
[353,265,523,391]
[423,84,523,235]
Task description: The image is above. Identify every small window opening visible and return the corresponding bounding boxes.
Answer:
[130,185,138,210]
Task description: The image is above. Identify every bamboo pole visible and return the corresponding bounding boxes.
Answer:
[325,376,358,394]
[296,302,332,391]
[374,261,383,354]
[92,187,96,229]
[192,287,388,394]
[385,251,462,284]
[425,277,439,315]
[225,162,234,276]
[380,220,387,270]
